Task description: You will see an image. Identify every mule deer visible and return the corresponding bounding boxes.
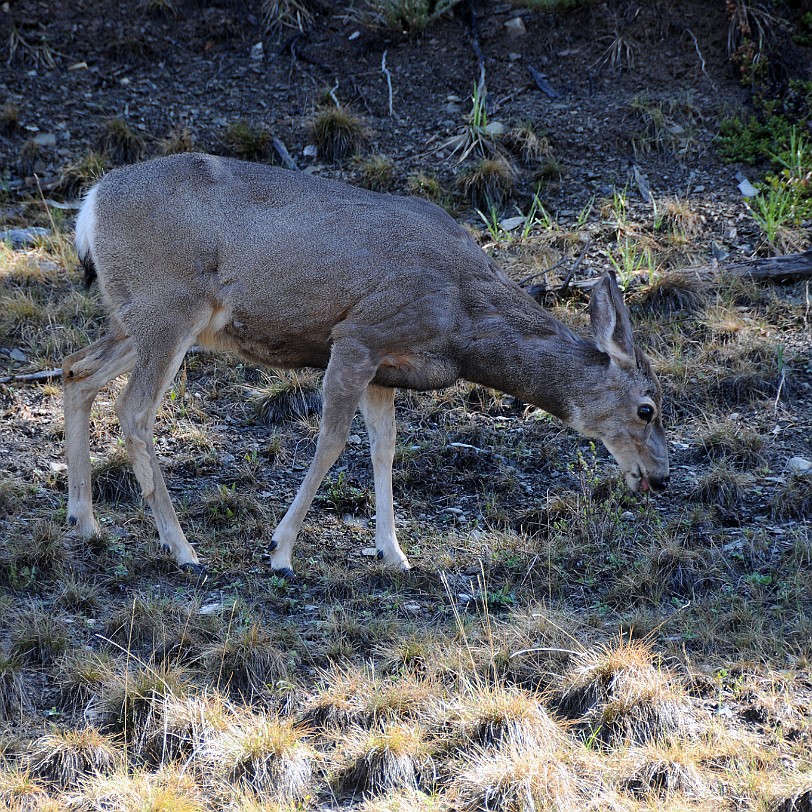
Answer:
[64,153,669,577]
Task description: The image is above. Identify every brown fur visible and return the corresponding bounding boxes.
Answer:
[64,154,669,574]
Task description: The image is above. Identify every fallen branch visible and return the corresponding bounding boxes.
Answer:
[0,367,63,385]
[271,136,299,171]
[566,250,812,292]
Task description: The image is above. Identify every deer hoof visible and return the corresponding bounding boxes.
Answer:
[268,539,278,552]
[272,566,296,581]
[160,543,171,554]
[376,550,384,560]
[67,515,78,526]
[180,562,207,578]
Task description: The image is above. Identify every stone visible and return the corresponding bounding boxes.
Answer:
[504,17,526,35]
[787,457,812,475]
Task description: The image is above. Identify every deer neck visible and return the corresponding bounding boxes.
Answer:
[458,293,602,423]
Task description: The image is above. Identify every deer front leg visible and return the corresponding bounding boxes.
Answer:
[269,340,378,577]
[359,384,410,571]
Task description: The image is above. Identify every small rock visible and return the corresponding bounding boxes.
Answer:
[499,215,526,232]
[49,462,68,474]
[788,457,812,475]
[303,144,318,158]
[458,592,473,604]
[445,102,462,114]
[250,42,264,60]
[509,52,522,61]
[403,602,421,613]
[347,434,362,445]
[504,16,526,35]
[198,602,223,615]
[218,452,236,465]
[483,121,506,137]
[737,178,758,198]
[33,132,56,147]
[711,242,729,261]
[9,348,28,362]
[443,507,464,516]
[620,511,634,521]
[446,94,462,103]
[348,30,360,40]
[723,226,737,241]
[0,227,51,248]
[361,547,378,557]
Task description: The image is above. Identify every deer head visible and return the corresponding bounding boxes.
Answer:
[571,272,670,493]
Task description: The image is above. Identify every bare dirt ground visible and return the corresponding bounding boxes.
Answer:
[1,1,812,810]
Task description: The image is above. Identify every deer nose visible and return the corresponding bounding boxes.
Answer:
[649,475,669,493]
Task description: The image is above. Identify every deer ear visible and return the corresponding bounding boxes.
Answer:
[589,271,636,367]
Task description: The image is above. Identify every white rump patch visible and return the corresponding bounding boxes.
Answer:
[74,185,99,262]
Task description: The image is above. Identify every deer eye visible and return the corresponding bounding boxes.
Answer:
[637,404,655,423]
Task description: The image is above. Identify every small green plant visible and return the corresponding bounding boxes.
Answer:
[407,172,444,203]
[442,83,501,162]
[608,238,656,288]
[745,183,797,246]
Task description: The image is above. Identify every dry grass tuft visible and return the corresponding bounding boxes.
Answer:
[75,766,206,812]
[9,608,69,666]
[366,676,440,726]
[251,372,322,425]
[310,107,367,163]
[215,713,313,800]
[770,772,812,812]
[299,666,372,731]
[95,118,145,165]
[503,123,549,167]
[91,447,141,505]
[159,126,195,155]
[657,197,702,239]
[556,640,696,746]
[772,474,812,522]
[97,662,191,745]
[336,723,436,796]
[0,653,31,722]
[57,151,110,198]
[357,787,441,812]
[2,520,67,577]
[28,726,122,789]
[694,462,750,510]
[204,623,291,698]
[638,271,707,317]
[457,157,516,209]
[57,649,116,711]
[152,692,232,765]
[0,764,48,812]
[359,155,395,191]
[222,119,272,162]
[622,743,708,799]
[451,684,564,751]
[450,741,584,812]
[698,421,765,468]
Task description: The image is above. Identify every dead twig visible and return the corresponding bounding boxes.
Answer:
[381,49,394,117]
[271,136,299,170]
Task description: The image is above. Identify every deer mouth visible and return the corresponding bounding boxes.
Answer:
[626,469,650,493]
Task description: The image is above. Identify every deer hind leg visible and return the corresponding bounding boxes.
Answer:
[269,339,378,577]
[63,330,137,538]
[114,318,206,572]
[359,383,410,571]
